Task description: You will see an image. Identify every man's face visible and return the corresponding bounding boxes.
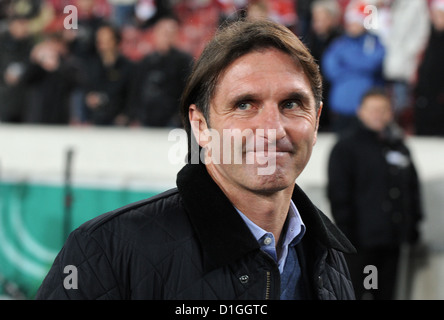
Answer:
[345,21,366,37]
[358,95,393,132]
[96,27,117,53]
[312,7,337,36]
[190,48,321,194]
[153,18,179,52]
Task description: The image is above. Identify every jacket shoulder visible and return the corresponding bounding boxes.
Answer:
[77,188,181,235]
[35,188,186,299]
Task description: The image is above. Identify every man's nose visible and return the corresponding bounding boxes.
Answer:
[257,104,286,141]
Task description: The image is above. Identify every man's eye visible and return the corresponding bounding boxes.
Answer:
[282,101,300,109]
[237,102,253,110]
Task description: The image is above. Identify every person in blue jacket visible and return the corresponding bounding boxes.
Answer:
[323,2,385,134]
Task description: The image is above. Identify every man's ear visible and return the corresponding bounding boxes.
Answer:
[313,102,323,146]
[189,104,210,148]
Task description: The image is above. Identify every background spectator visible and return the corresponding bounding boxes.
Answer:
[414,0,444,136]
[21,34,81,124]
[0,16,33,123]
[380,0,430,131]
[80,23,134,126]
[65,0,110,63]
[304,0,343,131]
[327,88,423,300]
[322,0,385,134]
[127,16,193,127]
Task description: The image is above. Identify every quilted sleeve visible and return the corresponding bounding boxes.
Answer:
[35,229,122,300]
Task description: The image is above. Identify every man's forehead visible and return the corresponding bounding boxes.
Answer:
[362,95,391,107]
[222,47,303,75]
[213,48,313,100]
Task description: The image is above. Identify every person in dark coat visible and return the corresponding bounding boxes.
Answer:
[36,19,355,300]
[81,23,134,125]
[414,0,444,136]
[22,35,81,124]
[327,88,423,300]
[304,0,343,132]
[128,16,193,127]
[0,16,33,123]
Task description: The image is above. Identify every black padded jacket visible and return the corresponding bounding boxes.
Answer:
[36,163,356,300]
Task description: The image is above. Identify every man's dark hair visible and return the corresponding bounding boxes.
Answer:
[96,22,122,45]
[180,18,323,162]
[359,87,391,106]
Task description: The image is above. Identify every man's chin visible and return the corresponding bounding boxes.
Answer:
[242,165,296,193]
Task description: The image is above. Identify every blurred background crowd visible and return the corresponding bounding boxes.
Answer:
[0,0,443,136]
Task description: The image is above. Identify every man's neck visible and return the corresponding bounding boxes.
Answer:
[206,165,294,244]
[100,51,118,66]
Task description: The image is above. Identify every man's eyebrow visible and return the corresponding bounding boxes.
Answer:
[227,93,258,106]
[283,91,312,104]
[227,91,312,104]
[222,88,315,111]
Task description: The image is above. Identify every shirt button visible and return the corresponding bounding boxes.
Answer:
[239,275,249,284]
[389,187,401,199]
[263,237,272,245]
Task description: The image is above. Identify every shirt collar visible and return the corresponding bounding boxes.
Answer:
[285,200,306,246]
[236,199,306,248]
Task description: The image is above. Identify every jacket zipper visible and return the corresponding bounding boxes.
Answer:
[265,271,271,300]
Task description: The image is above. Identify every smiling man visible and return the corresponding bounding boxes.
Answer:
[189,47,323,264]
[36,19,355,300]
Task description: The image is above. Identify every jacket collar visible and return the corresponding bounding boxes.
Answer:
[176,163,355,273]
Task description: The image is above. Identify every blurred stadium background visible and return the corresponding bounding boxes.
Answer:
[1,0,444,300]
[0,125,443,299]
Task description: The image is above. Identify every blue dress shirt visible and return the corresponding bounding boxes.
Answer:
[235,200,306,299]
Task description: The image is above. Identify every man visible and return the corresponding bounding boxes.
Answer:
[0,15,33,123]
[36,19,355,300]
[81,23,134,126]
[322,0,385,134]
[381,0,429,126]
[304,0,343,131]
[327,88,423,300]
[128,16,193,127]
